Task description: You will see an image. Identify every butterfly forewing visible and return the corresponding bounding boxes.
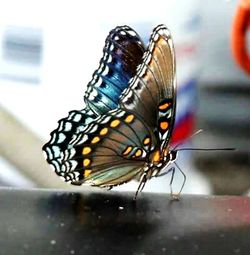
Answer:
[84,26,145,114]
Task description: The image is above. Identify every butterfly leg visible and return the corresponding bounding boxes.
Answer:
[169,167,176,200]
[175,162,186,195]
[155,166,175,177]
[133,173,148,201]
[154,167,177,199]
[170,162,186,201]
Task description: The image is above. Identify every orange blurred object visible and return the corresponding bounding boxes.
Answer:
[231,0,250,75]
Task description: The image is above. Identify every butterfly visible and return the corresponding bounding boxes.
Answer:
[43,24,183,199]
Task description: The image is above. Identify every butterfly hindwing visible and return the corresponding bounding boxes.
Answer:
[58,109,157,187]
[84,25,145,114]
[42,109,96,174]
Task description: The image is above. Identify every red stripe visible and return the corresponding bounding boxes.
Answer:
[171,114,195,145]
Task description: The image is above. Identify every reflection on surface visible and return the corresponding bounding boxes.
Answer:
[0,188,250,254]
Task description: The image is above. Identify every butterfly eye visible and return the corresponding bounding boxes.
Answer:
[171,151,177,161]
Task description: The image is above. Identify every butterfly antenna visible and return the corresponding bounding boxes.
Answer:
[167,163,186,200]
[177,148,236,152]
[173,129,236,152]
[133,173,147,201]
[169,167,175,197]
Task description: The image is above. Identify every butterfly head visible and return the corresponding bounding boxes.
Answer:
[149,148,177,168]
[164,149,177,162]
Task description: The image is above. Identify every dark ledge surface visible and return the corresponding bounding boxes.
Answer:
[0,188,250,255]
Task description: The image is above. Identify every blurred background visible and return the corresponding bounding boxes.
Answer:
[0,0,249,195]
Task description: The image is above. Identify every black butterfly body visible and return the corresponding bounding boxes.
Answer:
[43,24,177,197]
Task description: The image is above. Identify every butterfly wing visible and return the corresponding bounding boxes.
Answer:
[120,24,176,149]
[42,109,96,173]
[43,26,145,172]
[84,25,145,114]
[43,24,176,188]
[58,109,157,187]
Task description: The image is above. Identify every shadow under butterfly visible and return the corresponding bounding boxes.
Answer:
[43,24,186,200]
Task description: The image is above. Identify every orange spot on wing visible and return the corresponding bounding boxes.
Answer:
[122,146,132,156]
[143,137,151,145]
[82,147,91,155]
[91,136,100,144]
[125,114,134,123]
[135,149,142,157]
[110,119,120,127]
[100,128,108,136]
[159,102,171,110]
[84,169,92,178]
[160,121,169,130]
[152,150,161,163]
[83,158,91,167]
